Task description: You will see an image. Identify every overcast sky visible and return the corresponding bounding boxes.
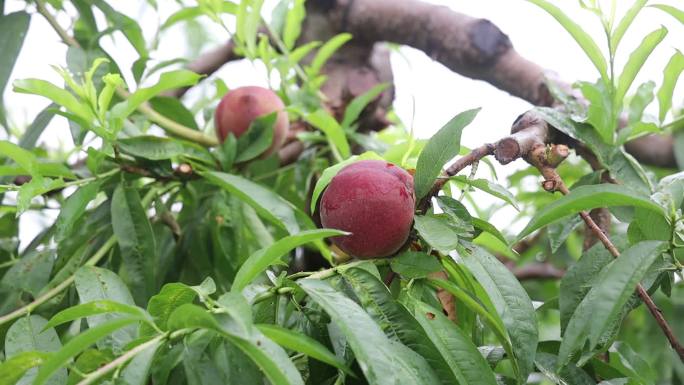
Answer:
[3,0,683,244]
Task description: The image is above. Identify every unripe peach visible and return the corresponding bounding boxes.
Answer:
[215,86,289,155]
[320,160,415,259]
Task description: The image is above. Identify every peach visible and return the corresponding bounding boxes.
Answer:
[320,160,415,259]
[215,86,289,155]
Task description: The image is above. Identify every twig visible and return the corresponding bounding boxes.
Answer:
[529,146,684,363]
[418,143,495,212]
[76,333,167,385]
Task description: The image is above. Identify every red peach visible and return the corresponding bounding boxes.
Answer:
[320,160,415,259]
[215,86,289,155]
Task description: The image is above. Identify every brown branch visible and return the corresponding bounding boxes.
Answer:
[418,143,495,212]
[513,263,564,280]
[168,40,239,98]
[527,146,684,363]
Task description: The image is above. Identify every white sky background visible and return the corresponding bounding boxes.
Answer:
[3,0,684,246]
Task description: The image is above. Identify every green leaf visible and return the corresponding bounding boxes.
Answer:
[33,317,140,385]
[426,278,515,372]
[111,70,201,118]
[168,303,305,385]
[4,315,65,385]
[650,4,684,25]
[112,183,157,305]
[142,282,197,334]
[615,27,667,111]
[340,267,454,384]
[309,151,383,213]
[44,299,148,330]
[306,33,352,77]
[340,83,389,130]
[282,0,305,50]
[535,351,595,385]
[256,324,354,375]
[412,300,499,385]
[557,241,667,368]
[236,112,276,162]
[0,11,30,99]
[450,176,519,210]
[162,2,237,29]
[610,0,648,56]
[414,108,480,199]
[0,140,39,176]
[236,0,264,58]
[74,266,137,351]
[527,0,608,82]
[92,0,147,58]
[559,242,615,332]
[54,182,100,242]
[13,78,92,123]
[117,135,213,164]
[517,184,664,241]
[577,80,614,143]
[299,278,439,385]
[18,104,56,149]
[414,214,462,253]
[232,229,345,291]
[119,339,161,385]
[657,51,684,122]
[460,246,538,381]
[305,109,351,160]
[149,96,199,130]
[0,352,49,385]
[201,171,300,234]
[390,251,442,279]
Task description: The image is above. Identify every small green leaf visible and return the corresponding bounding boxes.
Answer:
[0,11,30,99]
[527,0,608,83]
[657,51,684,123]
[305,109,351,160]
[517,184,664,241]
[18,103,55,149]
[535,351,595,385]
[340,83,389,130]
[414,108,480,199]
[44,300,148,330]
[451,176,519,210]
[577,80,614,143]
[149,96,199,130]
[615,27,667,111]
[306,33,352,77]
[141,282,197,335]
[650,4,684,25]
[232,229,345,291]
[414,214,462,253]
[112,183,157,305]
[111,70,201,119]
[54,182,101,242]
[236,112,276,162]
[610,0,648,56]
[0,351,49,385]
[13,78,93,122]
[282,0,305,50]
[390,251,442,279]
[257,324,354,375]
[117,135,213,164]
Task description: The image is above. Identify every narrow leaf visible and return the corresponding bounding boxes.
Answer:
[232,229,345,291]
[414,108,480,199]
[615,27,667,109]
[657,51,684,122]
[517,184,664,241]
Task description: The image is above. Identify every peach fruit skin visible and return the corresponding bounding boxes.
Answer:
[214,86,289,155]
[320,160,415,259]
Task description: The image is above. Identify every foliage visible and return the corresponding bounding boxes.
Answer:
[0,1,683,385]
